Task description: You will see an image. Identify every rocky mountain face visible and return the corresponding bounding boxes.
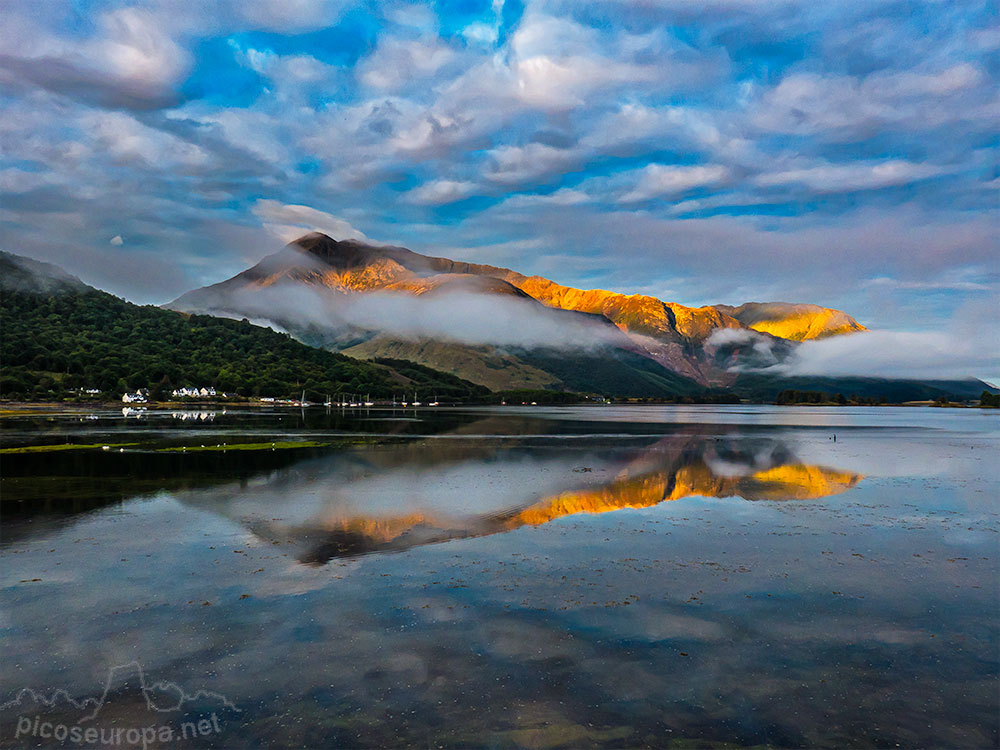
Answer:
[714,302,867,341]
[169,233,867,391]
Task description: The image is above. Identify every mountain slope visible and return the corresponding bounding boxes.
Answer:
[167,234,992,401]
[170,233,865,390]
[715,302,866,341]
[170,234,711,396]
[0,251,489,402]
[172,233,863,351]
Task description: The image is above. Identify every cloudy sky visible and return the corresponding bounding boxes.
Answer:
[1,0,997,346]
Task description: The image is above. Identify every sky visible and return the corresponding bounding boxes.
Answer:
[0,0,997,379]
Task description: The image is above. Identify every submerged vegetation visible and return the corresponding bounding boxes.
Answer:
[155,440,342,452]
[0,442,139,454]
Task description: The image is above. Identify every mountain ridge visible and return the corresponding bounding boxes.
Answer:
[169,233,868,388]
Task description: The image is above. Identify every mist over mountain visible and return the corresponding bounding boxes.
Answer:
[170,233,875,391]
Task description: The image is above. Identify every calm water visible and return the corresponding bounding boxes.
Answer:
[1,406,997,748]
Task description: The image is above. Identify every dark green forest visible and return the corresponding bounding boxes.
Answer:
[0,253,489,402]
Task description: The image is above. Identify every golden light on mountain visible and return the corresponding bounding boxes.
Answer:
[168,233,869,391]
[260,447,865,563]
[715,302,867,341]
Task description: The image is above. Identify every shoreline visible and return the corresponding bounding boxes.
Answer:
[1,400,994,416]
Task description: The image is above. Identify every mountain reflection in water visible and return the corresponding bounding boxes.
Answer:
[179,434,862,564]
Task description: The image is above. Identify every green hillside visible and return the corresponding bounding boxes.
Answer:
[511,347,703,397]
[0,252,489,403]
[342,336,705,397]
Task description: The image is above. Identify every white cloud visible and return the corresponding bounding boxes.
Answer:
[194,283,627,351]
[88,112,210,169]
[233,44,337,87]
[404,180,478,205]
[753,65,996,139]
[776,328,1000,380]
[862,271,996,292]
[359,38,456,91]
[485,143,579,186]
[90,8,192,88]
[755,159,947,193]
[506,14,685,111]
[619,164,729,202]
[110,235,124,246]
[462,22,499,46]
[252,199,367,243]
[0,167,63,193]
[498,188,591,210]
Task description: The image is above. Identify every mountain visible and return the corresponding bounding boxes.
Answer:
[714,302,867,341]
[168,234,996,401]
[169,234,710,397]
[170,233,865,389]
[0,251,488,402]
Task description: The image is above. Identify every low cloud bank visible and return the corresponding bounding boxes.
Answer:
[706,327,781,363]
[195,282,625,351]
[779,329,999,380]
[706,324,999,381]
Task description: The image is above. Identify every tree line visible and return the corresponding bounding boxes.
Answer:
[0,285,489,403]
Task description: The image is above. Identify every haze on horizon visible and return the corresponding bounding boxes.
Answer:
[1,0,997,381]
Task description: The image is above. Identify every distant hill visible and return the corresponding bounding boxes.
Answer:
[731,373,991,403]
[0,251,488,402]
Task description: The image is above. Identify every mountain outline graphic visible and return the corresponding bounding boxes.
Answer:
[0,661,240,723]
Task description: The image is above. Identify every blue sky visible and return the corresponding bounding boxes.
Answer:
[0,0,997,377]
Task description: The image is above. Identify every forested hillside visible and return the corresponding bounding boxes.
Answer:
[0,252,489,402]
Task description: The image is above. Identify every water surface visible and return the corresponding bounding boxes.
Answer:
[1,406,997,748]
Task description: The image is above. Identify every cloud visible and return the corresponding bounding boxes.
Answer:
[0,0,996,337]
[236,0,351,33]
[484,143,580,187]
[404,180,478,206]
[774,328,1000,380]
[191,281,628,351]
[753,64,996,140]
[498,188,591,209]
[755,159,948,193]
[704,327,782,365]
[87,112,211,169]
[703,298,1000,381]
[359,38,456,91]
[619,164,730,202]
[0,7,192,110]
[863,270,997,292]
[252,200,367,243]
[110,235,124,246]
